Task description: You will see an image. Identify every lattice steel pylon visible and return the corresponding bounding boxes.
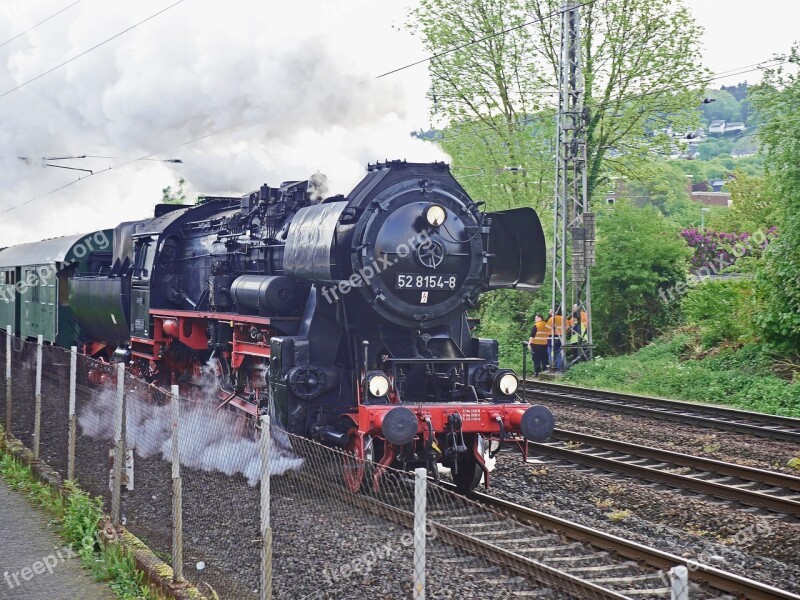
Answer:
[550,0,595,371]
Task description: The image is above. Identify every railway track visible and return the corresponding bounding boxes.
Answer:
[530,429,800,517]
[463,487,800,600]
[325,473,799,599]
[524,380,800,443]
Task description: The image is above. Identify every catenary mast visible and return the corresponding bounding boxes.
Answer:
[550,0,595,370]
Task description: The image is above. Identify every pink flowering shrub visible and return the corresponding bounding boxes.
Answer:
[680,227,778,270]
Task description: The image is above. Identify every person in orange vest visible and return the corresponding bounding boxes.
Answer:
[569,303,588,344]
[528,314,550,377]
[546,308,564,370]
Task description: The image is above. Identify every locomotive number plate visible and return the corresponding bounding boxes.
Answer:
[396,274,457,290]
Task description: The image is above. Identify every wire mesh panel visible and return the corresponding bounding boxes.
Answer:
[269,433,418,599]
[71,354,119,511]
[38,343,71,476]
[8,337,38,446]
[120,375,173,570]
[421,477,676,600]
[0,333,690,599]
[178,398,261,600]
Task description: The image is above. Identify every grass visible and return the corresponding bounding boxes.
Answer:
[0,448,160,599]
[593,497,614,510]
[562,333,800,417]
[606,509,632,522]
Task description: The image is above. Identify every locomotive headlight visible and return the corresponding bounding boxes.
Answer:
[499,373,518,395]
[492,369,519,397]
[366,371,390,397]
[424,204,447,227]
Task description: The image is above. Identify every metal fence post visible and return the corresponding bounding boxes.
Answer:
[670,565,689,600]
[171,385,184,584]
[414,467,427,600]
[260,414,272,600]
[33,334,43,460]
[67,346,77,480]
[4,325,11,439]
[111,363,125,527]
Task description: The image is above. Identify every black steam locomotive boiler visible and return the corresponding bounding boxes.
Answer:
[67,160,553,492]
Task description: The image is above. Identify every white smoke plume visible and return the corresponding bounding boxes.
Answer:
[0,0,445,246]
[79,385,304,484]
[307,171,329,203]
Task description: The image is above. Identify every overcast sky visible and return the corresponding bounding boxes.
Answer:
[686,0,796,86]
[0,0,797,246]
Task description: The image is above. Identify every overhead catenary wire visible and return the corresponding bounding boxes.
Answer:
[1,7,791,216]
[0,148,183,215]
[363,0,601,83]
[0,0,186,101]
[3,53,787,217]
[0,0,83,50]
[435,57,791,145]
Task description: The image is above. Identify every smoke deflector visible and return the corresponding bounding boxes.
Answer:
[486,207,547,291]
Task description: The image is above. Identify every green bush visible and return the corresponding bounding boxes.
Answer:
[590,201,690,354]
[681,279,756,348]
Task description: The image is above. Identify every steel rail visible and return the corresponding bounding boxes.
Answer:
[531,429,800,516]
[524,380,800,443]
[321,476,631,599]
[456,485,800,600]
[298,468,799,599]
[356,493,631,599]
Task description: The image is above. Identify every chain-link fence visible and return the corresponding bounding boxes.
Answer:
[0,327,696,600]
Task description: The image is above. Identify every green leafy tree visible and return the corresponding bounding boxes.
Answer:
[709,170,778,233]
[620,160,700,227]
[701,89,742,123]
[408,0,555,212]
[750,50,800,349]
[526,0,708,194]
[161,178,186,204]
[591,200,691,353]
[409,0,708,207]
[721,82,749,102]
[698,138,734,160]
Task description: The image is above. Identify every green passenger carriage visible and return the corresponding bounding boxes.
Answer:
[0,231,112,345]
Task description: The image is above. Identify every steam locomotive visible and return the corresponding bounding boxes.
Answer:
[0,160,553,492]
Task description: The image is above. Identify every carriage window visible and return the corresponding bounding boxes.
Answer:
[133,236,155,281]
[30,275,40,303]
[59,273,70,306]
